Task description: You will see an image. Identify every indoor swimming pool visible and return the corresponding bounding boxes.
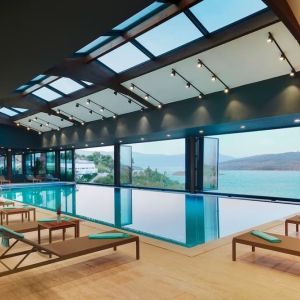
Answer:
[1,183,299,247]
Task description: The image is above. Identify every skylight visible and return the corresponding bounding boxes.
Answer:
[15,84,29,92]
[189,0,267,33]
[0,108,18,117]
[136,13,203,56]
[114,2,164,30]
[32,87,62,102]
[12,107,28,113]
[31,74,47,82]
[97,42,149,73]
[49,77,84,94]
[76,36,111,54]
[81,80,94,86]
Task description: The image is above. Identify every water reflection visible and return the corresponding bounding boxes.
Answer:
[1,184,299,248]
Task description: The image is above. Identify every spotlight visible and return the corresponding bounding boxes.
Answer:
[28,119,32,123]
[166,134,171,138]
[141,137,144,141]
[57,109,60,114]
[114,91,118,96]
[89,110,93,114]
[144,94,149,100]
[34,117,37,121]
[130,84,135,90]
[81,121,85,125]
[69,115,73,120]
[57,127,60,131]
[76,103,79,108]
[86,99,91,105]
[199,130,204,134]
[46,122,49,126]
[290,70,295,77]
[100,107,104,112]
[101,142,104,145]
[61,118,64,122]
[113,114,117,119]
[197,59,203,68]
[171,69,176,77]
[240,125,246,129]
[279,54,285,61]
[224,88,229,94]
[128,99,132,104]
[17,122,20,127]
[85,144,88,147]
[211,75,217,82]
[198,94,203,99]
[40,124,43,128]
[119,140,123,143]
[27,127,30,131]
[38,131,42,135]
[186,82,191,88]
[72,145,75,148]
[157,104,162,109]
[294,119,300,123]
[267,34,273,43]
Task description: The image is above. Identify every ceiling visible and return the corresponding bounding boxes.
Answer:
[0,0,153,98]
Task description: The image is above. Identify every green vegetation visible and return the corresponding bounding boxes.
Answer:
[132,167,184,190]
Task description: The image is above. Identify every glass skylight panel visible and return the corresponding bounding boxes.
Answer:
[114,2,164,30]
[81,80,94,86]
[136,13,203,56]
[76,36,111,54]
[15,84,29,92]
[0,108,18,117]
[12,107,28,113]
[189,0,267,33]
[49,77,84,94]
[31,74,47,82]
[97,42,149,73]
[32,87,62,101]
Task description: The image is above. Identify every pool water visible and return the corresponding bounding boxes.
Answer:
[1,183,299,247]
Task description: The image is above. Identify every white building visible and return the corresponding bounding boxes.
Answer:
[75,160,97,175]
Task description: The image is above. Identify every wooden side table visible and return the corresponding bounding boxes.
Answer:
[0,201,14,207]
[285,216,300,236]
[38,220,78,244]
[0,207,35,225]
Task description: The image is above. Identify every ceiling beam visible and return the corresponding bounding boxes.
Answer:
[263,0,300,44]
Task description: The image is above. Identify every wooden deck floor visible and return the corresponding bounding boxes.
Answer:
[1,207,300,300]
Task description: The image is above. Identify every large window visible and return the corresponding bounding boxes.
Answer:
[46,151,56,175]
[75,146,114,185]
[12,155,23,175]
[0,156,7,175]
[120,139,185,190]
[208,127,300,199]
[60,150,73,181]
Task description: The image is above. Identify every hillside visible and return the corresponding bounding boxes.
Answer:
[220,152,300,171]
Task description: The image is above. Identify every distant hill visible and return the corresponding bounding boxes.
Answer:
[220,152,300,171]
[219,154,235,163]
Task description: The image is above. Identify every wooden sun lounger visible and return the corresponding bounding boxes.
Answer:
[0,228,139,277]
[232,231,300,261]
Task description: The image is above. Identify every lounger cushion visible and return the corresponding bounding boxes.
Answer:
[88,233,130,239]
[251,230,281,243]
[38,217,70,222]
[0,226,25,239]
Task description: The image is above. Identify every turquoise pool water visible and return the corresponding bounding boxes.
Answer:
[1,183,299,247]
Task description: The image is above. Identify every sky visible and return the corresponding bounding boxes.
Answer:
[211,127,300,158]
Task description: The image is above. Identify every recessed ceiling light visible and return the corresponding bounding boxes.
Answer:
[101,142,104,145]
[85,144,88,147]
[199,130,204,134]
[240,125,246,129]
[119,140,123,143]
[166,134,171,138]
[72,145,75,148]
[198,94,202,99]
[294,119,300,123]
[141,137,144,141]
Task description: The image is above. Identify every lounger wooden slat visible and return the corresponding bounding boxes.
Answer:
[232,231,300,261]
[0,228,139,277]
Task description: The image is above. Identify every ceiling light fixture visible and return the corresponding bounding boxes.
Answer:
[197,59,203,68]
[171,68,205,99]
[294,119,300,123]
[28,119,32,123]
[267,33,273,43]
[86,99,91,105]
[81,121,85,125]
[224,88,229,94]
[89,110,93,114]
[114,91,118,96]
[171,69,176,77]
[240,125,246,129]
[113,114,117,119]
[130,84,135,90]
[17,122,20,127]
[144,94,149,100]
[267,32,296,78]
[211,75,217,82]
[76,103,79,108]
[117,91,146,111]
[157,104,162,109]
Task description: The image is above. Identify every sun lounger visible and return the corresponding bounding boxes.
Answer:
[26,175,42,183]
[0,176,10,184]
[0,226,139,277]
[232,231,300,261]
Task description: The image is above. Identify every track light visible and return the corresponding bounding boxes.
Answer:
[46,122,49,126]
[27,127,30,131]
[290,70,295,77]
[40,124,43,128]
[114,91,118,96]
[38,131,42,135]
[186,82,191,88]
[28,119,32,123]
[81,121,85,125]
[113,114,117,119]
[76,103,79,108]
[57,109,60,114]
[89,110,93,114]
[130,84,135,90]
[61,118,64,122]
[128,99,132,104]
[224,88,229,94]
[279,54,285,61]
[144,94,149,100]
[211,75,217,82]
[267,34,273,43]
[34,117,37,121]
[171,69,176,77]
[100,107,104,112]
[17,122,20,126]
[57,127,60,131]
[86,99,91,105]
[197,59,203,68]
[157,104,162,109]
[69,115,73,120]
[198,94,203,99]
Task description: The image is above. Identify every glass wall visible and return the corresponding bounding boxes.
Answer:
[60,150,74,181]
[0,155,7,175]
[12,154,22,175]
[120,139,185,190]
[208,127,300,199]
[75,146,114,185]
[46,151,56,175]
